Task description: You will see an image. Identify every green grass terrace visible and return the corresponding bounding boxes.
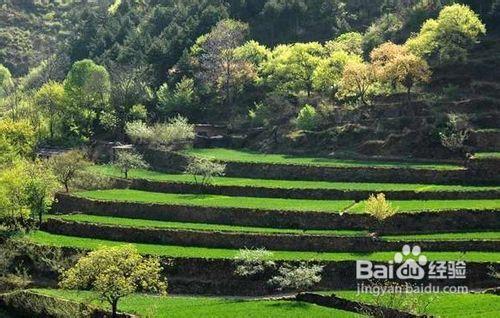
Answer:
[90,165,500,192]
[184,148,465,170]
[75,189,500,213]
[29,289,500,317]
[51,214,500,241]
[31,289,362,318]
[27,231,500,262]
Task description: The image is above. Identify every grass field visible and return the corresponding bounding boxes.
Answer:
[77,189,354,212]
[91,165,500,192]
[33,289,362,318]
[474,152,500,159]
[185,148,464,170]
[348,199,500,212]
[335,291,500,318]
[53,214,366,236]
[27,231,500,262]
[54,214,500,241]
[77,189,500,213]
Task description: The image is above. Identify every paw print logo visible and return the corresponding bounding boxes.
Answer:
[394,245,427,280]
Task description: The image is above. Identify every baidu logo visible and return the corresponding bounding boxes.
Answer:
[356,245,464,280]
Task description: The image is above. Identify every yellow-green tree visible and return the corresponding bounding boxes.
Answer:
[261,42,325,96]
[60,245,167,318]
[34,81,66,140]
[0,118,36,159]
[339,61,376,106]
[406,4,486,63]
[371,42,431,103]
[312,51,362,99]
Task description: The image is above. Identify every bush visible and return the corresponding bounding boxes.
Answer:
[365,193,398,221]
[439,113,469,153]
[125,121,153,144]
[184,157,226,186]
[268,262,324,292]
[125,116,195,150]
[233,248,276,277]
[296,104,318,131]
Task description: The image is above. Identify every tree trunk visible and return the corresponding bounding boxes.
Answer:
[64,183,69,193]
[111,299,118,318]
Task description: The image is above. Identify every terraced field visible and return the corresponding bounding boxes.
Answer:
[27,149,500,314]
[185,148,464,170]
[29,289,500,318]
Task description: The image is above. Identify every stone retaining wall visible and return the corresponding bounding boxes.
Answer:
[53,193,500,234]
[41,218,500,253]
[23,245,500,296]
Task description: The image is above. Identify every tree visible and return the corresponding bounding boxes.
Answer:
[371,42,431,103]
[296,104,318,131]
[261,42,324,96]
[0,118,36,159]
[312,51,362,98]
[194,19,253,113]
[22,160,59,225]
[325,32,364,55]
[234,40,271,66]
[49,150,91,192]
[34,81,66,140]
[406,4,486,63]
[60,245,167,318]
[0,64,14,98]
[114,150,149,179]
[64,59,112,138]
[339,61,376,105]
[157,78,198,119]
[184,157,226,187]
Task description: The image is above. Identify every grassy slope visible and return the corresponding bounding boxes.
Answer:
[185,148,464,170]
[76,189,354,213]
[27,232,500,262]
[91,165,500,192]
[33,289,362,318]
[348,199,500,212]
[53,214,365,236]
[77,189,500,213]
[335,291,500,318]
[474,152,500,159]
[54,214,500,241]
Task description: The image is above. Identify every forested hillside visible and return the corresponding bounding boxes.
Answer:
[0,0,499,156]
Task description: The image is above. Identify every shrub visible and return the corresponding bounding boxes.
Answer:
[439,113,469,153]
[296,104,318,131]
[114,149,149,179]
[125,116,195,150]
[184,157,226,186]
[233,248,276,277]
[268,262,324,292]
[125,121,153,144]
[151,115,195,150]
[365,193,398,221]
